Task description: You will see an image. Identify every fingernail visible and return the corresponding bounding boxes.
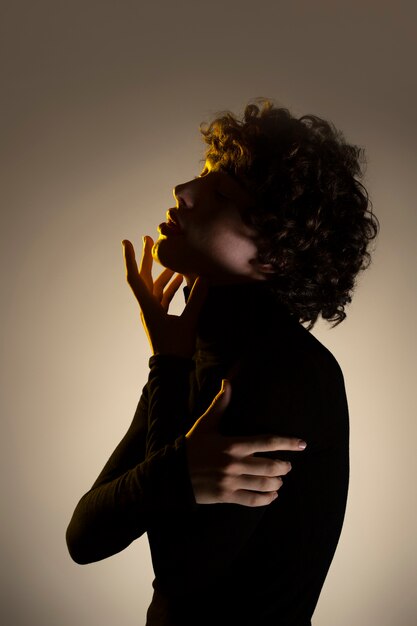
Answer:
[298,440,307,449]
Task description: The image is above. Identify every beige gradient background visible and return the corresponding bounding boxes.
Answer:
[1,1,416,625]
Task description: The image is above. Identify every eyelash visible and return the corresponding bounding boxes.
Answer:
[216,190,228,200]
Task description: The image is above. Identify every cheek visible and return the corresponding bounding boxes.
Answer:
[205,227,258,270]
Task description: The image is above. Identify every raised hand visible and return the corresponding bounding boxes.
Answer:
[185,379,307,506]
[122,236,208,358]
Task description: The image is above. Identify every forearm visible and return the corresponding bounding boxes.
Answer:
[66,436,193,564]
[146,354,195,455]
[66,355,196,564]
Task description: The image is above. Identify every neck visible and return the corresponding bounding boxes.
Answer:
[184,273,267,290]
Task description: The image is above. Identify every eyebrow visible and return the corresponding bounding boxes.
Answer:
[198,161,250,200]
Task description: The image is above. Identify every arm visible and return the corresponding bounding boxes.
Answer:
[121,236,305,506]
[163,346,349,615]
[65,355,196,565]
[66,236,310,567]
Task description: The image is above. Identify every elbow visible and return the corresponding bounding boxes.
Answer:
[65,494,144,564]
[66,546,92,566]
[65,519,96,565]
[65,493,105,565]
[65,516,129,565]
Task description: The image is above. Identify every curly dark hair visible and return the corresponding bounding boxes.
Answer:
[199,98,379,328]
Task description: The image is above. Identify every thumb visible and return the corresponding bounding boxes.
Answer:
[182,276,209,323]
[200,379,232,428]
[186,380,232,440]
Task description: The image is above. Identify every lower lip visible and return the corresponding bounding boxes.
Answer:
[158,221,182,236]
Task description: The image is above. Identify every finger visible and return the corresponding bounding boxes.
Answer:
[234,456,292,477]
[182,276,209,325]
[153,268,176,301]
[231,435,307,456]
[160,274,184,311]
[122,239,140,283]
[139,236,154,291]
[234,474,283,492]
[226,490,279,507]
[122,240,159,319]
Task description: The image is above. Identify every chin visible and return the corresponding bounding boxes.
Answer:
[152,237,183,273]
[151,239,162,263]
[152,239,170,268]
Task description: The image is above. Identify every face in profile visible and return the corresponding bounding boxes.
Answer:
[152,162,272,285]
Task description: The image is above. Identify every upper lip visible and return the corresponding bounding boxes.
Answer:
[166,209,183,230]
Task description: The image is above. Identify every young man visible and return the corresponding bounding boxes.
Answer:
[66,100,378,625]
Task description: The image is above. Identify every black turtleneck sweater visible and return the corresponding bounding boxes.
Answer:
[66,283,349,626]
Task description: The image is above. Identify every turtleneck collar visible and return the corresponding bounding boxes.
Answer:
[184,281,294,358]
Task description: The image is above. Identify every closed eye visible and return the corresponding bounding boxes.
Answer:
[215,190,229,200]
[193,168,231,199]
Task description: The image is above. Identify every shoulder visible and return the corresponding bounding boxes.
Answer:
[292,323,345,385]
[257,313,345,388]
[232,316,349,443]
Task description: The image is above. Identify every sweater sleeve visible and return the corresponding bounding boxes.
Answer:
[65,355,196,565]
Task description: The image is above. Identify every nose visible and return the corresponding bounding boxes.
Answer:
[173,182,185,207]
[173,179,194,208]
